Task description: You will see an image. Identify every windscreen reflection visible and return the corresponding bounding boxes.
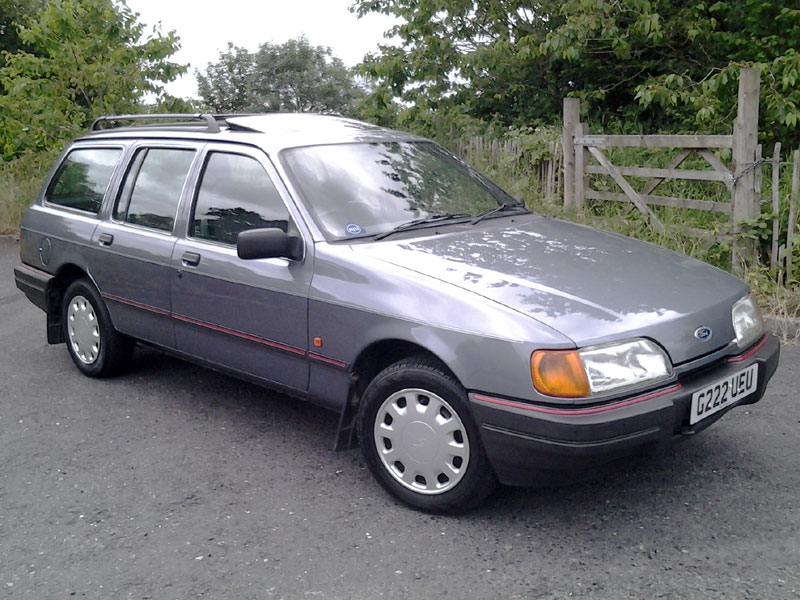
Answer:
[282,142,513,239]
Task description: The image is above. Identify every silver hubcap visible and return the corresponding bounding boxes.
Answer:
[374,388,470,495]
[67,295,100,364]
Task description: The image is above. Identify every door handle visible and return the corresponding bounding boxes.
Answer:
[181,251,201,267]
[98,233,114,246]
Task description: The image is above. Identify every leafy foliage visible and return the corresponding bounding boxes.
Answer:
[356,0,567,126]
[0,0,45,64]
[196,37,365,114]
[355,0,800,145]
[546,1,800,142]
[0,0,185,160]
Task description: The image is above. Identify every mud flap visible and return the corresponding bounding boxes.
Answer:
[333,375,360,451]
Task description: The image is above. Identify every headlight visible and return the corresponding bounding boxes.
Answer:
[732,294,763,349]
[579,339,672,394]
[531,339,672,398]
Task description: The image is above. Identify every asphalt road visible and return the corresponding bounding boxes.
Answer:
[1,235,798,600]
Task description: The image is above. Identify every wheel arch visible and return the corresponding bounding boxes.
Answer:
[45,263,96,344]
[349,339,458,400]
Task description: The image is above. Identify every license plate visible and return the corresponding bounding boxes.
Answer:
[690,363,758,425]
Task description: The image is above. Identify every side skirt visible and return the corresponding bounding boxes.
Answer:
[135,340,312,405]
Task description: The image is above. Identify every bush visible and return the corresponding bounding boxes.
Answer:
[0,151,57,234]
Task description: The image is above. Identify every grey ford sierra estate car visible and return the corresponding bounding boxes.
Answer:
[15,113,780,512]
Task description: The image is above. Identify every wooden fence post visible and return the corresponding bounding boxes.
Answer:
[787,149,800,281]
[545,142,554,203]
[554,140,562,204]
[770,142,782,274]
[754,143,763,215]
[731,67,761,273]
[563,98,580,209]
[574,122,589,210]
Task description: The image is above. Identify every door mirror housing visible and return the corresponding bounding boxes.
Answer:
[237,228,303,261]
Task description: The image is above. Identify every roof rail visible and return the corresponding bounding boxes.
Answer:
[90,113,221,133]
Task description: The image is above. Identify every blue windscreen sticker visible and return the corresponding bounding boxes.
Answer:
[345,223,365,236]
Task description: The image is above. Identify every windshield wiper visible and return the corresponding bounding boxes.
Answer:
[470,202,530,225]
[374,213,471,240]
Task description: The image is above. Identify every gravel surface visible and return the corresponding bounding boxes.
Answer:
[1,236,798,599]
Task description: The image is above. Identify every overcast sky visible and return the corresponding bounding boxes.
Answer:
[125,0,398,99]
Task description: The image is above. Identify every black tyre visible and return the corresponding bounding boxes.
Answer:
[357,356,497,513]
[62,279,133,377]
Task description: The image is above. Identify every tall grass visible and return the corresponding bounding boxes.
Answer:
[0,151,58,235]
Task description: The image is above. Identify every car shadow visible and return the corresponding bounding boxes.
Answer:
[117,345,343,447]
[468,430,762,531]
[115,345,761,521]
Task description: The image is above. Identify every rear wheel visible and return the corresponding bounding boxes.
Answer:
[62,279,133,377]
[357,357,496,513]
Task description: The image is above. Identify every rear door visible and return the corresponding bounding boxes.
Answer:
[170,144,312,391]
[91,142,200,348]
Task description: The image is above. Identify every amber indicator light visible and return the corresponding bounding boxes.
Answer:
[531,350,590,398]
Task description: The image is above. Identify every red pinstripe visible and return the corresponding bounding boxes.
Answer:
[474,384,683,416]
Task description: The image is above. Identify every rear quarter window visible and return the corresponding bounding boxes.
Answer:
[46,148,122,214]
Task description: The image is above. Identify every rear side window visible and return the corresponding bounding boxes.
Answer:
[46,148,121,214]
[190,152,290,245]
[114,148,195,232]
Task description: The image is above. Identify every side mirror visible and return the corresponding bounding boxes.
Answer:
[237,228,303,261]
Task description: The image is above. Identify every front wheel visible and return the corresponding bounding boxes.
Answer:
[62,279,133,377]
[357,357,496,513]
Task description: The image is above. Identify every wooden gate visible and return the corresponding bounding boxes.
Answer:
[563,69,762,270]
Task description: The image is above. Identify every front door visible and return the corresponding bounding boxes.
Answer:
[170,145,311,391]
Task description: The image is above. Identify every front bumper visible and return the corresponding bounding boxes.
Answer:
[470,334,780,487]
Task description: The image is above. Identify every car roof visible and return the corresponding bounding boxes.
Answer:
[80,113,426,154]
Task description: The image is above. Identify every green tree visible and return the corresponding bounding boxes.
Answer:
[541,1,800,142]
[196,37,365,114]
[355,0,582,130]
[0,0,44,63]
[355,0,800,144]
[0,0,186,160]
[195,43,255,113]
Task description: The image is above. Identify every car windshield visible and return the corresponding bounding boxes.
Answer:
[281,141,515,239]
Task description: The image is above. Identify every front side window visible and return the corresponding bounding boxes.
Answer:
[114,148,195,232]
[46,148,121,214]
[191,152,290,245]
